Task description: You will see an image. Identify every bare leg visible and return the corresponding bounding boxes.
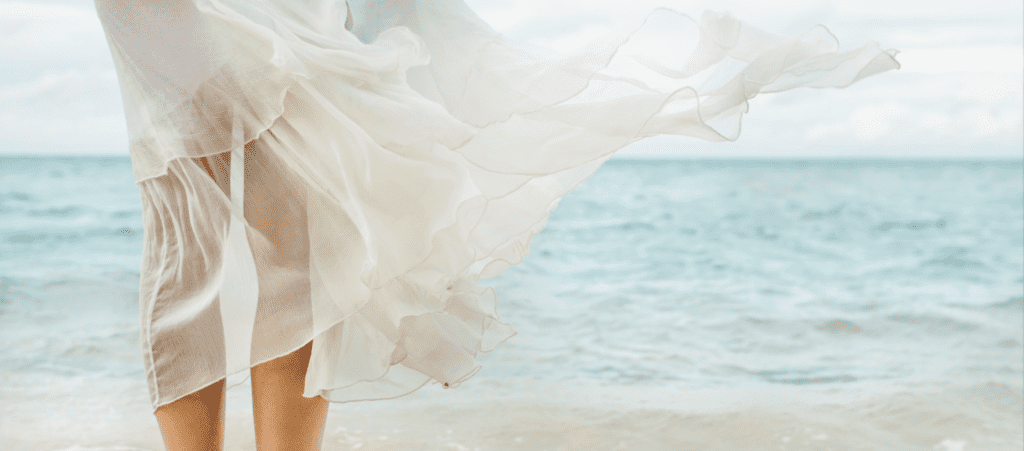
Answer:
[155,378,227,451]
[152,154,229,451]
[251,340,329,451]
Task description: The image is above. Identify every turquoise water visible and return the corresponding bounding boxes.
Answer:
[1,156,1021,450]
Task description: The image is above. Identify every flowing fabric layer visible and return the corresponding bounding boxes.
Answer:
[93,0,899,411]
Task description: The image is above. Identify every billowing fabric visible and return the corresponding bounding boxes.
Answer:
[93,0,899,412]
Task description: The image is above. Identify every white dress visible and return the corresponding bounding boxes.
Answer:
[93,0,899,412]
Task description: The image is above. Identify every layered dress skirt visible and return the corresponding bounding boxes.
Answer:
[93,0,899,412]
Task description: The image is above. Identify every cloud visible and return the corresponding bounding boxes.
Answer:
[896,47,1023,74]
[0,2,108,65]
[0,65,126,155]
[0,110,127,154]
[0,1,128,154]
[799,72,1023,146]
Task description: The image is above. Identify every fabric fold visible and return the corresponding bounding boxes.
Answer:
[94,0,898,412]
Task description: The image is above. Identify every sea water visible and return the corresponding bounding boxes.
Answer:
[1,156,1021,450]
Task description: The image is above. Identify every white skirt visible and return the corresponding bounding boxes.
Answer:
[93,0,899,412]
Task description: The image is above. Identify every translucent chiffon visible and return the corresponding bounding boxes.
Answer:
[93,0,899,412]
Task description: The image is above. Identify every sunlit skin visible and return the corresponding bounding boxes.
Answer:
[155,340,329,451]
[154,378,226,451]
[250,340,330,451]
[155,154,329,450]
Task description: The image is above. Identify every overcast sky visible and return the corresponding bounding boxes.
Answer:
[1,0,1021,159]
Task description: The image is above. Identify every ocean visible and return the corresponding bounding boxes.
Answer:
[1,156,1021,451]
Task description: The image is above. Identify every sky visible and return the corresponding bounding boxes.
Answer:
[0,0,1021,159]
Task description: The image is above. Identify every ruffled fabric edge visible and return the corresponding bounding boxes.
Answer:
[117,0,899,411]
[293,6,899,403]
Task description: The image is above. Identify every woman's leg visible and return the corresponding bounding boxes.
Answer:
[193,142,327,448]
[250,340,330,451]
[150,154,231,451]
[155,378,227,451]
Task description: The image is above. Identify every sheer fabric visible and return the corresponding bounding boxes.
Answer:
[93,0,899,411]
